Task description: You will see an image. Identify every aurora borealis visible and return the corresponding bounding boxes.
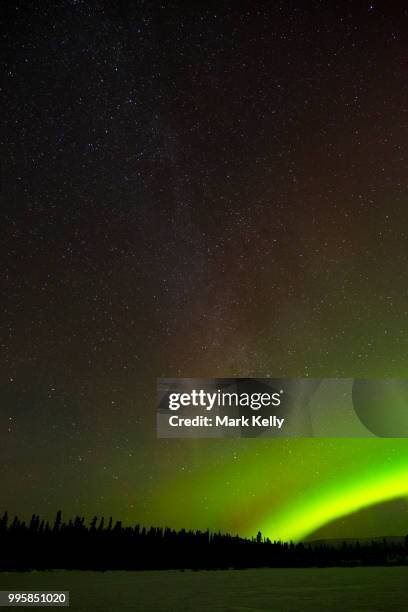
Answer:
[3,1,408,543]
[147,440,408,541]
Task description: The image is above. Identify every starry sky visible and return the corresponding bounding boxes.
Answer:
[2,0,408,541]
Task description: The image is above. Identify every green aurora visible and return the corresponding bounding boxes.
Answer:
[151,439,408,542]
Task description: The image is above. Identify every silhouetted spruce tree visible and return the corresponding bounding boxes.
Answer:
[0,511,407,571]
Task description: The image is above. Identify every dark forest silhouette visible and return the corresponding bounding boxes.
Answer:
[1,511,408,571]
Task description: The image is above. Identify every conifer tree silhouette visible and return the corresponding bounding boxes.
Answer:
[0,510,407,571]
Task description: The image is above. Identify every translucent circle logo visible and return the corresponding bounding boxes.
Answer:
[353,380,408,437]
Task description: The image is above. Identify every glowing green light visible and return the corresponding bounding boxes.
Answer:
[258,460,408,541]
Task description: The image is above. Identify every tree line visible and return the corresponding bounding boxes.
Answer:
[1,511,408,570]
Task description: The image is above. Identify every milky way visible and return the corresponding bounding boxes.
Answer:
[2,1,408,539]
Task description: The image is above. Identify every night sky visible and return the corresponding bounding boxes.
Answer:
[2,1,408,541]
